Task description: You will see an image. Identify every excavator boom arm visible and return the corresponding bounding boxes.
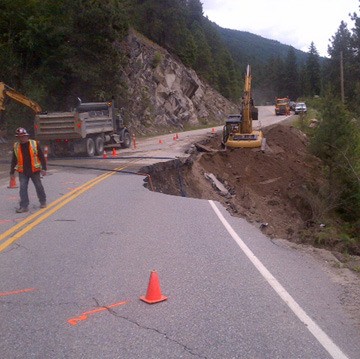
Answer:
[240,64,253,133]
[0,82,42,114]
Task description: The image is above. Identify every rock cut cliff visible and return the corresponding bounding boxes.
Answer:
[119,29,237,135]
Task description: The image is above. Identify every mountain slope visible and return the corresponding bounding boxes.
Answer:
[217,25,309,67]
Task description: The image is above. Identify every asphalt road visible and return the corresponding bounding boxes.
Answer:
[1,108,359,358]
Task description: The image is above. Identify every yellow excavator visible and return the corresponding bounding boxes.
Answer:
[0,82,42,118]
[222,65,263,148]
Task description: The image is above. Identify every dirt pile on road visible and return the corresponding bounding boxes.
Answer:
[145,122,355,253]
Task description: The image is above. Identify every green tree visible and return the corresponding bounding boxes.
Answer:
[283,46,299,101]
[305,42,321,96]
[202,18,241,99]
[298,63,307,98]
[59,0,129,100]
[0,0,72,129]
[0,0,66,87]
[186,0,203,24]
[258,56,286,102]
[310,94,360,222]
[175,28,197,67]
[216,50,240,100]
[133,0,186,49]
[191,21,213,79]
[273,56,285,97]
[350,5,360,115]
[326,21,354,103]
[0,0,131,130]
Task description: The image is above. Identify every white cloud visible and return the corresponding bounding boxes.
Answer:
[201,0,359,57]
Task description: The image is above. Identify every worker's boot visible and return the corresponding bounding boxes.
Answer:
[16,207,29,213]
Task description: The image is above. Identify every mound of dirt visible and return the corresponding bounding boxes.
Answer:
[145,122,345,248]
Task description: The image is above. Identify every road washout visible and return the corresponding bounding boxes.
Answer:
[141,121,360,270]
[1,123,360,324]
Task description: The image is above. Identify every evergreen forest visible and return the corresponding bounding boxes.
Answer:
[1,0,360,242]
[1,0,359,113]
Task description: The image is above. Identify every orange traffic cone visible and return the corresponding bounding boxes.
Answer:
[159,139,163,144]
[140,270,168,304]
[103,150,108,159]
[112,148,117,156]
[173,134,176,141]
[8,176,18,189]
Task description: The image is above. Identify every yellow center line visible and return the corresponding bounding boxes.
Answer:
[0,172,109,242]
[0,164,136,252]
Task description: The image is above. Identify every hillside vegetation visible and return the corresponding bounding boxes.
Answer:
[1,1,359,112]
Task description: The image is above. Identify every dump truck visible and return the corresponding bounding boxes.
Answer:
[34,100,131,157]
[275,97,290,115]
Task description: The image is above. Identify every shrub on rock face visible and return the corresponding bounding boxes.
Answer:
[152,52,163,68]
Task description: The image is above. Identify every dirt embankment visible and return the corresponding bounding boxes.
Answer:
[145,122,360,265]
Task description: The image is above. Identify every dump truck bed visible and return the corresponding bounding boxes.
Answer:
[35,111,114,141]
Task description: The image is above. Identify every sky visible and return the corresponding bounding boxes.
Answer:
[201,0,359,57]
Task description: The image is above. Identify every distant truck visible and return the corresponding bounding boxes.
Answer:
[34,100,131,157]
[275,97,290,115]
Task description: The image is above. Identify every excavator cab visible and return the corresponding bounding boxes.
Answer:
[222,114,242,145]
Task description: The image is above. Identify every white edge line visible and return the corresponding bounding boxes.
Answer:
[209,200,348,359]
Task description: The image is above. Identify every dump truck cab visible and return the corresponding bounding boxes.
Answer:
[275,97,290,115]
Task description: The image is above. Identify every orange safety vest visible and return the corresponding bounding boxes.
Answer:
[14,139,42,173]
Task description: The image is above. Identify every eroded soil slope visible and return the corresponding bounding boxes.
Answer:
[144,122,353,253]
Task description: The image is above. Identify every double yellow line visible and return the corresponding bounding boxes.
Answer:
[0,167,125,252]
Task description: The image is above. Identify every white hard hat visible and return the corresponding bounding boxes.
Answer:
[15,127,29,137]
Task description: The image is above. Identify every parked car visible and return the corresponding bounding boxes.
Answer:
[289,101,296,111]
[294,102,307,114]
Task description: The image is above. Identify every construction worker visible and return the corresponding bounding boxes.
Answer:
[10,127,47,213]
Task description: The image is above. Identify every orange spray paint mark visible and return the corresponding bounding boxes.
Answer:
[0,219,13,224]
[67,300,127,326]
[0,288,36,297]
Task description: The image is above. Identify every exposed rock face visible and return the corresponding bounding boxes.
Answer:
[119,30,237,135]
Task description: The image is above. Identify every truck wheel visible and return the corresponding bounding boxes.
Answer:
[121,131,131,148]
[94,136,104,155]
[50,143,60,158]
[85,137,95,157]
